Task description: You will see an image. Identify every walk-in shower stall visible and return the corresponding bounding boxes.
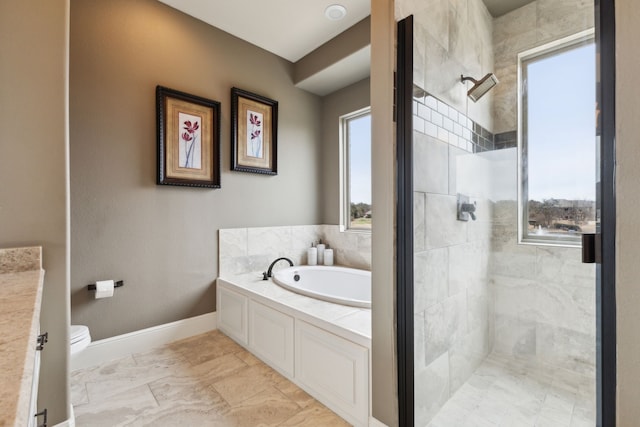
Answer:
[395,0,616,425]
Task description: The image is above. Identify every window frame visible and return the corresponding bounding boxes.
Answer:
[517,29,596,247]
[340,106,372,233]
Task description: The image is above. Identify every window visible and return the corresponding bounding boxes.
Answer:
[341,108,371,231]
[518,30,596,246]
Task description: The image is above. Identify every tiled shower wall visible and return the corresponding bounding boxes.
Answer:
[492,0,595,134]
[412,99,494,425]
[489,0,596,378]
[218,225,371,277]
[410,0,597,422]
[491,199,596,377]
[413,96,595,425]
[404,0,496,424]
[397,0,495,131]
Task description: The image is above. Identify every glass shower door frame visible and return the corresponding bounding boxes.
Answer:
[394,0,617,426]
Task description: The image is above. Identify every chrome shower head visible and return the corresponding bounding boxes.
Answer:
[461,73,499,102]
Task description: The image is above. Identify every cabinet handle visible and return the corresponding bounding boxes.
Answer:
[36,332,48,351]
[34,408,47,427]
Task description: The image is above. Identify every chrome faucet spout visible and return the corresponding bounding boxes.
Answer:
[263,257,294,280]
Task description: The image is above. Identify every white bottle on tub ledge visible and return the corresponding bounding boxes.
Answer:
[324,248,334,266]
[316,241,326,265]
[307,243,318,265]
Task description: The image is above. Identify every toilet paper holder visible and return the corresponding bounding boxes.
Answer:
[87,280,124,291]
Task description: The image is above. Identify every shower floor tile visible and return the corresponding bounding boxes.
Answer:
[426,353,595,427]
[70,330,350,426]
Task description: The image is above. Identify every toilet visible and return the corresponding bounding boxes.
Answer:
[70,325,91,356]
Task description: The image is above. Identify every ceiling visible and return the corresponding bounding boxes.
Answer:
[156,0,534,95]
[156,0,371,63]
[158,0,538,63]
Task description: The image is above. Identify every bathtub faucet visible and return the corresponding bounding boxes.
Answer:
[263,257,294,280]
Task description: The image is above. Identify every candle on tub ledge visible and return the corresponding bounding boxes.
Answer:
[324,248,334,266]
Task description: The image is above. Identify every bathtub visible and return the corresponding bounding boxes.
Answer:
[272,265,371,308]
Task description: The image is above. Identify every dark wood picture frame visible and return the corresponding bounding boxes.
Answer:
[231,87,278,175]
[156,85,221,188]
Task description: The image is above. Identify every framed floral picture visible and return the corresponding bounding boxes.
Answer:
[156,86,221,188]
[231,87,278,175]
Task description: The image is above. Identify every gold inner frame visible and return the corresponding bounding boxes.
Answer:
[165,97,213,181]
[237,96,272,169]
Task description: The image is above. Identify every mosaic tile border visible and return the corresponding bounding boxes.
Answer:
[412,85,517,154]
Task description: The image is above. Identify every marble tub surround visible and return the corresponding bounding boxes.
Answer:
[218,225,371,277]
[71,330,350,426]
[0,246,45,427]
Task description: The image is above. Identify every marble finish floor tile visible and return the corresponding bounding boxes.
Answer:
[71,330,350,426]
[426,353,595,427]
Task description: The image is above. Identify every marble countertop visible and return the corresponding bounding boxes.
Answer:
[218,271,371,348]
[0,247,44,427]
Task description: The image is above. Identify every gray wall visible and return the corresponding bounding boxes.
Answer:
[321,78,371,224]
[70,0,323,340]
[370,0,397,424]
[616,0,640,423]
[0,0,70,424]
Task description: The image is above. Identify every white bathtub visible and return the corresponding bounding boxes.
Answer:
[272,265,371,308]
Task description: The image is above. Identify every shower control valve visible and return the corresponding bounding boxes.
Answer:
[457,194,477,221]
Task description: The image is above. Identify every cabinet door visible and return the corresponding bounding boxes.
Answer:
[28,335,42,427]
[249,300,294,376]
[295,320,369,426]
[217,285,248,345]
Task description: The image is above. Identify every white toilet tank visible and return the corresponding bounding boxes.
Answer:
[70,325,91,355]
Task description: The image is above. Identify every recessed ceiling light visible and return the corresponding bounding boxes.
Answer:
[325,4,347,21]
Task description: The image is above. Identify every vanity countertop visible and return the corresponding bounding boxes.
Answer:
[0,247,45,427]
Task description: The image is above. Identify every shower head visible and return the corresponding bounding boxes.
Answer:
[461,73,499,102]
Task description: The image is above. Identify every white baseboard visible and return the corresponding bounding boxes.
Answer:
[70,312,217,371]
[369,417,389,427]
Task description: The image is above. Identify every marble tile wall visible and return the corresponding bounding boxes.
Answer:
[218,225,371,277]
[406,0,596,423]
[398,0,494,131]
[484,147,595,377]
[413,99,495,424]
[491,198,596,377]
[492,0,595,134]
[407,1,496,424]
[488,0,596,377]
[414,139,595,425]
